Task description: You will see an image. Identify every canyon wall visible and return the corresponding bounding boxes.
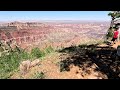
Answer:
[0,21,109,50]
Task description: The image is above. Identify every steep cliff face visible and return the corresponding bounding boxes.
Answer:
[0,21,45,30]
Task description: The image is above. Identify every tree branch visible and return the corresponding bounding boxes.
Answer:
[114,18,120,22]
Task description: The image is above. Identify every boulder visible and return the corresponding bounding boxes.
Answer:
[19,59,40,75]
[19,60,31,75]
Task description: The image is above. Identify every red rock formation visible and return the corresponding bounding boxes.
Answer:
[0,22,109,49]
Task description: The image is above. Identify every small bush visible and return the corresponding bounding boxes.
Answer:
[0,51,21,79]
[0,43,54,78]
[45,46,54,54]
[31,47,45,59]
[0,46,31,79]
[32,71,45,79]
[106,28,113,39]
[20,51,30,60]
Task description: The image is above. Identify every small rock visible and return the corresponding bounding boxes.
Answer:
[19,60,31,75]
[30,59,40,67]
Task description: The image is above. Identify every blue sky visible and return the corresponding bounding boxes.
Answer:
[0,11,111,22]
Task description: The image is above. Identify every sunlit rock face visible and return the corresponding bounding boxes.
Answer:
[0,21,109,49]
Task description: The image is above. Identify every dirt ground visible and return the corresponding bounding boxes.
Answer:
[11,52,107,79]
[10,41,120,79]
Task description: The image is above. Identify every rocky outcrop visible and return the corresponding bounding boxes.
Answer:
[0,21,44,30]
[0,21,109,50]
[19,59,40,75]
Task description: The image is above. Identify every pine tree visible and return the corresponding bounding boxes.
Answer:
[106,11,120,40]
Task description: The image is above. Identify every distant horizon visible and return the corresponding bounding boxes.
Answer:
[0,11,111,22]
[0,20,111,23]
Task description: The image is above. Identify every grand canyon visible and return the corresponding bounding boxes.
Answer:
[2,20,119,79]
[0,21,110,50]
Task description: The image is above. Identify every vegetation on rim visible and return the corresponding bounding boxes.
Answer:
[0,39,54,79]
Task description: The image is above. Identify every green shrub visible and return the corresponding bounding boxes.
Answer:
[32,71,45,79]
[31,47,45,59]
[106,29,113,39]
[0,46,31,79]
[20,51,30,60]
[45,46,54,54]
[0,44,54,79]
[0,51,21,79]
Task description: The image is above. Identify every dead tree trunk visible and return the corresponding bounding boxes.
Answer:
[110,17,115,28]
